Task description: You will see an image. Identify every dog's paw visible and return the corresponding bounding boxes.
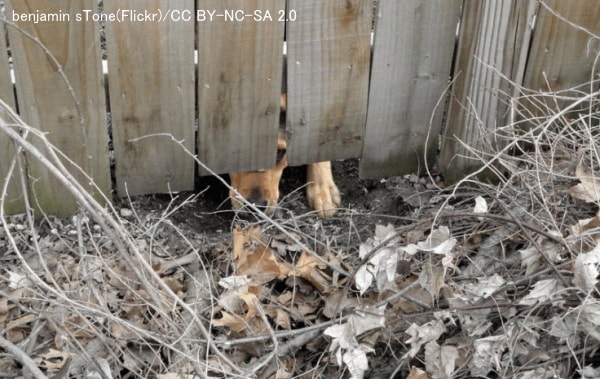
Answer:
[306,162,341,217]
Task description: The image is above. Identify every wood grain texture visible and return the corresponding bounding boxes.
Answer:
[7,0,110,217]
[524,0,600,91]
[0,20,23,215]
[106,0,195,196]
[286,0,372,166]
[0,19,14,111]
[197,0,284,175]
[359,0,461,179]
[440,0,535,184]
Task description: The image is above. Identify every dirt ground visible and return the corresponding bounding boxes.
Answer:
[122,158,442,251]
[114,157,432,265]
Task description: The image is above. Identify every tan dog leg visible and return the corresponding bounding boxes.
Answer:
[306,161,341,217]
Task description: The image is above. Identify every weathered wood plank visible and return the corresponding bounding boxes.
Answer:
[106,0,195,196]
[197,0,285,175]
[0,15,23,215]
[0,17,14,110]
[0,110,24,216]
[359,0,461,179]
[440,0,535,184]
[7,0,110,217]
[286,0,372,166]
[524,0,600,91]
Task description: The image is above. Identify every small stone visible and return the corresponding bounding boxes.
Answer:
[120,208,133,218]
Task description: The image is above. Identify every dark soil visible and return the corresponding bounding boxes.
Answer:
[119,158,442,255]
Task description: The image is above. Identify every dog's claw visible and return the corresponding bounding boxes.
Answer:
[306,162,341,217]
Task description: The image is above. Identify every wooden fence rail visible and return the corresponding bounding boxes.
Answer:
[0,0,599,217]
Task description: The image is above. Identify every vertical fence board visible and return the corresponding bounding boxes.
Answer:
[440,0,535,184]
[524,0,600,91]
[7,0,110,217]
[0,17,14,110]
[0,12,23,215]
[197,0,284,175]
[106,0,195,196]
[359,0,461,179]
[2,2,599,217]
[286,0,372,166]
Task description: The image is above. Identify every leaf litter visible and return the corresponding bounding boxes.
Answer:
[2,86,600,378]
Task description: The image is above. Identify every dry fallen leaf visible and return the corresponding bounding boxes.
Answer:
[158,374,196,379]
[275,357,295,379]
[234,227,335,295]
[407,366,428,379]
[405,320,446,359]
[418,261,446,299]
[404,226,456,258]
[213,287,269,334]
[267,307,291,329]
[233,227,290,283]
[571,211,600,237]
[573,243,600,292]
[355,225,400,295]
[549,317,580,347]
[579,302,600,341]
[519,279,563,306]
[424,341,459,379]
[324,306,385,378]
[7,271,32,290]
[470,335,505,377]
[323,290,360,318]
[463,274,505,300]
[40,348,73,372]
[277,290,319,321]
[213,311,248,333]
[519,245,541,276]
[568,165,600,204]
[291,251,330,292]
[579,365,600,378]
[519,237,561,275]
[473,196,488,213]
[390,276,432,314]
[343,346,372,379]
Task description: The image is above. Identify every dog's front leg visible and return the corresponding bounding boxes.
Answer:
[306,161,341,217]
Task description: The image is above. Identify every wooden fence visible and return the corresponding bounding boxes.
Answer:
[0,0,599,217]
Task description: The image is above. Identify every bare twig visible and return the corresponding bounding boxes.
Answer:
[0,334,48,379]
